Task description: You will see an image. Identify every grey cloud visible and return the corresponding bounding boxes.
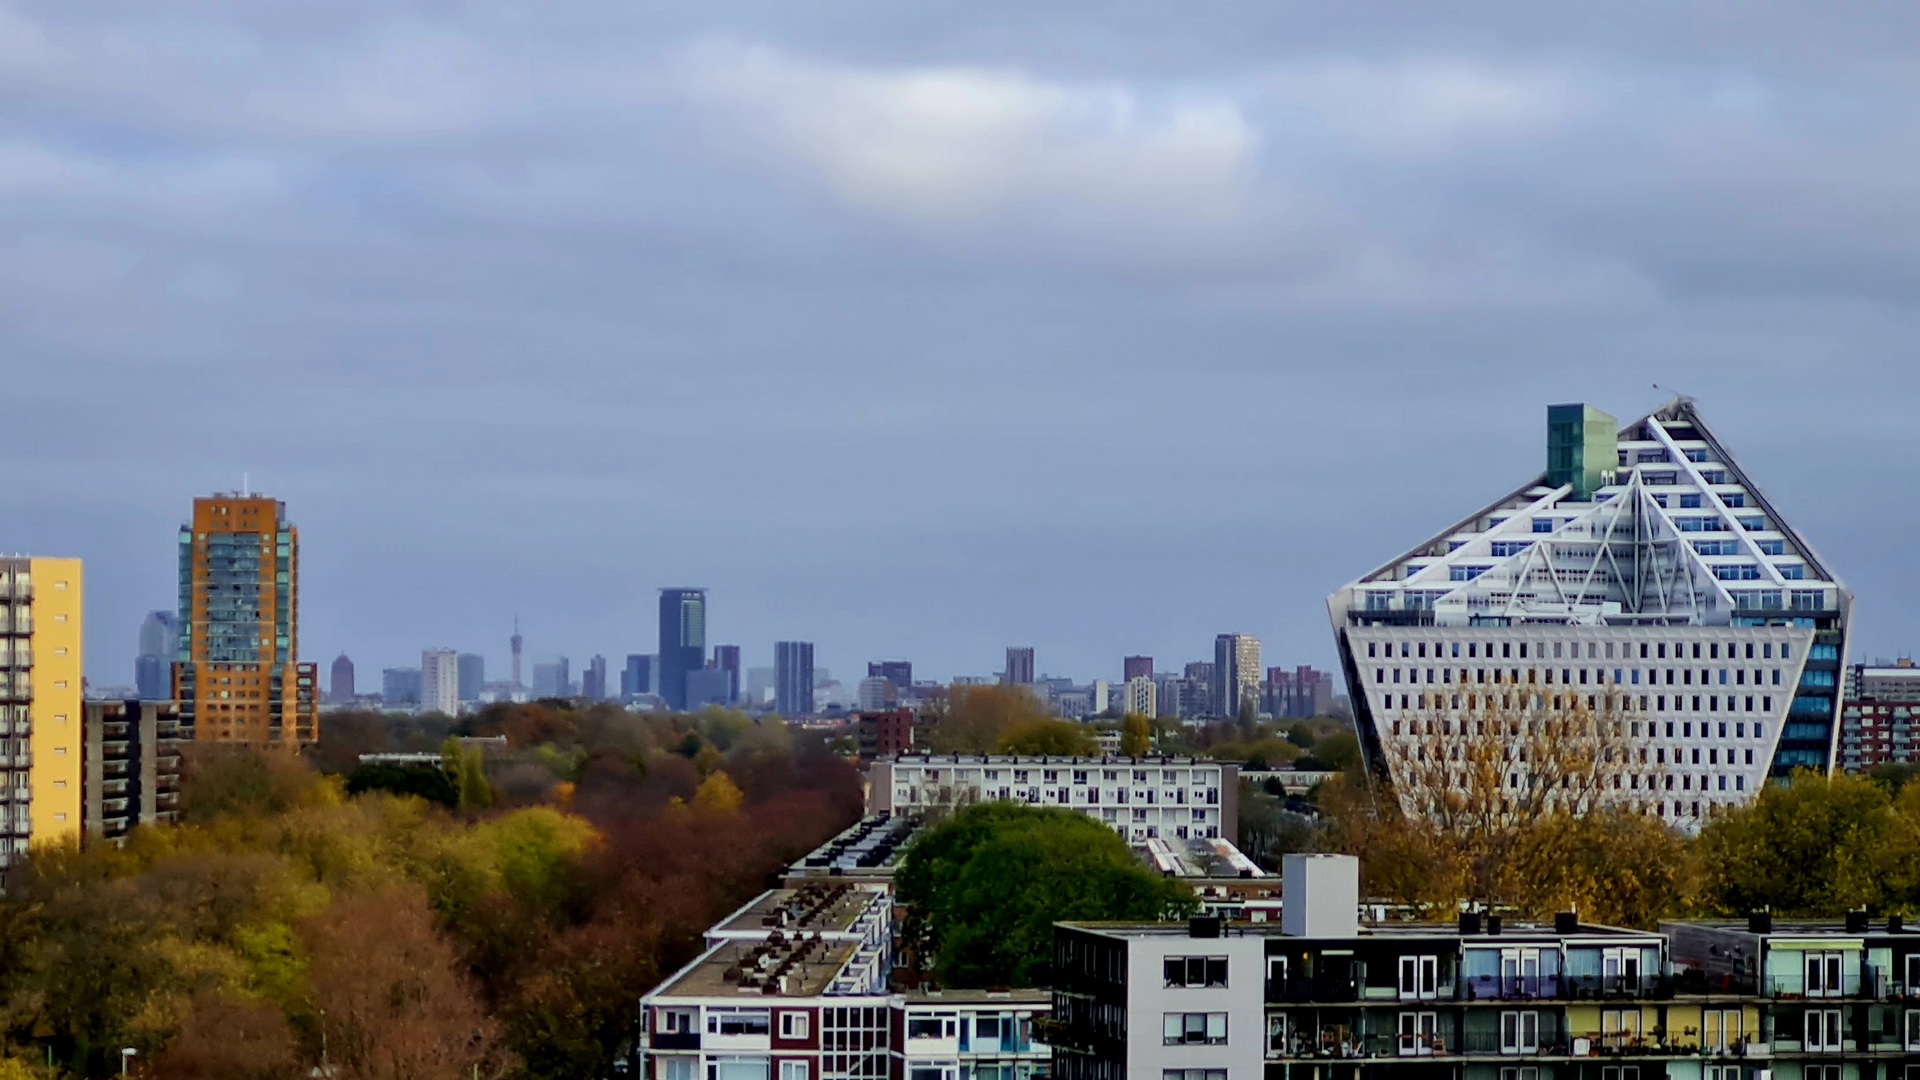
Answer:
[3,1,1920,682]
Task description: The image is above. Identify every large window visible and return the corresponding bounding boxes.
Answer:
[908,1015,956,1040]
[1162,1072,1227,1080]
[779,1063,809,1080]
[1163,1013,1228,1046]
[1398,1012,1438,1056]
[709,1009,772,1036]
[708,1060,771,1080]
[1805,1009,1843,1052]
[1703,1009,1741,1052]
[1805,952,1844,998]
[1164,956,1229,988]
[1399,956,1439,1000]
[1500,1011,1540,1054]
[665,1060,695,1080]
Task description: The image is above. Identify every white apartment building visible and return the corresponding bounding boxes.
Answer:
[420,648,460,716]
[868,755,1237,843]
[1328,400,1850,828]
[1124,676,1158,719]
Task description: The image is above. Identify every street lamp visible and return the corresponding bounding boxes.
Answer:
[119,1048,136,1078]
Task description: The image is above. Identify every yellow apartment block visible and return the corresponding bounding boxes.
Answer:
[0,557,83,855]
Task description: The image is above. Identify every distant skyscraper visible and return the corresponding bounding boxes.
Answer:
[330,654,356,704]
[857,677,895,712]
[1182,662,1215,717]
[421,649,460,715]
[745,666,776,707]
[135,610,179,700]
[1124,675,1158,718]
[583,655,609,702]
[868,661,913,691]
[686,668,732,709]
[174,492,317,744]
[775,641,815,716]
[658,588,707,711]
[382,667,421,707]
[1213,634,1261,719]
[1123,655,1154,683]
[1003,647,1035,686]
[712,645,742,704]
[532,658,570,699]
[457,653,485,703]
[621,654,655,699]
[510,617,523,688]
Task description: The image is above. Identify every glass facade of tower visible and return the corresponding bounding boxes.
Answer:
[174,495,317,745]
[657,588,706,711]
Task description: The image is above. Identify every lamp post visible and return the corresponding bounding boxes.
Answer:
[119,1047,136,1078]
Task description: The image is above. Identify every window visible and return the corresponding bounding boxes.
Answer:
[778,1012,809,1039]
[1908,954,1920,995]
[1602,948,1643,991]
[1679,494,1703,508]
[710,1059,771,1080]
[1806,1008,1843,1052]
[780,1064,809,1080]
[907,1069,952,1080]
[708,1009,772,1036]
[1501,948,1543,996]
[1601,1069,1639,1080]
[1602,1009,1642,1044]
[1503,1069,1541,1080]
[908,1016,955,1039]
[1163,1012,1228,1045]
[1805,1067,1841,1080]
[1268,956,1289,991]
[1705,1067,1740,1080]
[1533,519,1554,534]
[665,1061,695,1080]
[1703,1009,1741,1053]
[1162,1072,1227,1080]
[1399,955,1439,1000]
[1806,952,1844,998]
[1906,1009,1920,1051]
[1500,1011,1540,1054]
[1398,1011,1439,1056]
[1164,956,1229,988]
[661,1009,696,1034]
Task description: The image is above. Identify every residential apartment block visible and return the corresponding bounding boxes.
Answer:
[1330,400,1850,828]
[868,755,1237,843]
[0,556,84,860]
[173,494,319,744]
[639,880,1051,1080]
[1051,854,1920,1080]
[81,699,183,843]
[1840,663,1920,773]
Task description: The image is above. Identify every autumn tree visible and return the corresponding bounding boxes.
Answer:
[994,717,1098,756]
[1118,713,1152,756]
[306,886,513,1080]
[148,993,302,1080]
[924,685,1053,753]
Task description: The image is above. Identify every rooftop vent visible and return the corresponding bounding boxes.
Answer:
[1748,911,1772,934]
[1845,910,1870,934]
[1459,912,1482,935]
[1554,912,1579,934]
[1487,915,1503,936]
[1189,916,1222,939]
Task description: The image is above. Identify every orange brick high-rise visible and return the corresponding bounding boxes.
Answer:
[172,494,318,745]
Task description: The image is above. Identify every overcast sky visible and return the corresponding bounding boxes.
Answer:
[5,1,1919,688]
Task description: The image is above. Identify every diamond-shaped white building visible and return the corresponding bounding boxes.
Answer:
[1328,399,1850,827]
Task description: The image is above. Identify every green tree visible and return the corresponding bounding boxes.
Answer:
[1119,713,1152,757]
[896,804,1195,988]
[345,762,458,807]
[1696,770,1920,916]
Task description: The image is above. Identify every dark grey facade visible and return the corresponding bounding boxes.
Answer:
[658,588,706,711]
[82,699,183,844]
[775,640,814,716]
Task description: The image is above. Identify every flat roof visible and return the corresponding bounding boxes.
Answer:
[714,885,879,936]
[1663,919,1918,936]
[658,937,860,999]
[1060,920,1660,942]
[900,988,1051,1005]
[882,754,1231,767]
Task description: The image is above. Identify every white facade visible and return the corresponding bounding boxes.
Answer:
[869,755,1236,843]
[855,676,893,712]
[1124,676,1158,719]
[1329,400,1851,828]
[420,648,460,716]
